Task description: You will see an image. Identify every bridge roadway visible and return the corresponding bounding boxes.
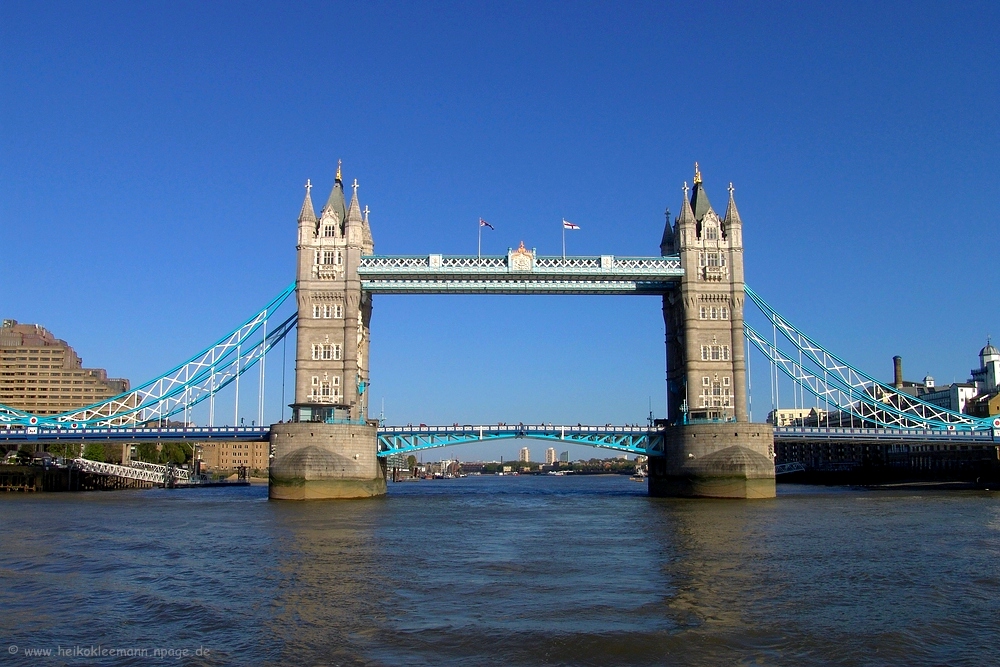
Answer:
[4,424,996,456]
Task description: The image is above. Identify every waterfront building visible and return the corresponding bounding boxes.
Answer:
[0,319,130,416]
[545,447,557,464]
[198,441,270,474]
[518,446,530,463]
[559,450,569,463]
[894,343,999,414]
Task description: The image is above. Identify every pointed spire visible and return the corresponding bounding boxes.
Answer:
[724,182,742,226]
[323,161,346,222]
[659,207,674,256]
[689,163,713,221]
[298,179,316,223]
[346,178,363,224]
[678,182,696,226]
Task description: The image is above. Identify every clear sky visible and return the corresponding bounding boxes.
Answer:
[2,1,997,461]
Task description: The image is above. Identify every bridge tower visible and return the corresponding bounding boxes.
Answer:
[269,163,386,500]
[651,164,775,498]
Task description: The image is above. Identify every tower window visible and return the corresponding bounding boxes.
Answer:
[700,306,708,320]
[705,226,718,241]
[333,304,344,319]
[322,250,336,265]
[323,224,336,238]
[721,307,730,320]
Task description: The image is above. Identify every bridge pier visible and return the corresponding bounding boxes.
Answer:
[268,422,386,500]
[648,423,775,499]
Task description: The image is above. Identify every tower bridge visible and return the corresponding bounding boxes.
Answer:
[4,162,997,498]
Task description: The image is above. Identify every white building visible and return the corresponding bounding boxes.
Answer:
[518,446,530,463]
[544,448,557,465]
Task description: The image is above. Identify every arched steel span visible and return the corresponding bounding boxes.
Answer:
[377,424,665,458]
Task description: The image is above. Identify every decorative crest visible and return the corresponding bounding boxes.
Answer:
[335,160,342,183]
[305,178,312,194]
[363,205,370,222]
[352,178,359,195]
[728,182,734,195]
[693,162,702,185]
[683,181,689,198]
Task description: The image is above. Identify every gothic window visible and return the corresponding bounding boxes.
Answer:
[311,344,320,360]
[705,226,718,241]
[333,344,342,360]
[723,376,731,386]
[700,306,707,320]
[335,249,343,266]
[313,250,321,265]
[323,224,335,238]
[333,304,344,319]
[702,376,710,386]
[721,306,730,320]
[710,307,718,320]
[312,305,321,319]
[322,250,336,265]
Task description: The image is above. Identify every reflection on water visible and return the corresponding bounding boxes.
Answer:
[1,479,998,665]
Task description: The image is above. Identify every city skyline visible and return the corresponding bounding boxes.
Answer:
[2,2,997,461]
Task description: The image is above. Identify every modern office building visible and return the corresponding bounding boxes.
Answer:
[0,319,129,416]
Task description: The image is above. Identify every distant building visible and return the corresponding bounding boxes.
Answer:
[967,391,1000,418]
[518,446,530,463]
[896,343,999,414]
[767,408,827,427]
[544,447,557,464]
[559,450,569,463]
[198,441,270,473]
[0,319,130,416]
[971,340,999,395]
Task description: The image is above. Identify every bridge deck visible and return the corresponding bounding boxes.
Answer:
[358,254,682,294]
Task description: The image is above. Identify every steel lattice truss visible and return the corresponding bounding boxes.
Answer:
[744,285,996,431]
[377,424,665,457]
[71,458,190,484]
[0,284,296,428]
[358,254,682,294]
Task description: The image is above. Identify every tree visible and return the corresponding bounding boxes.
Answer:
[406,455,417,469]
[83,443,106,462]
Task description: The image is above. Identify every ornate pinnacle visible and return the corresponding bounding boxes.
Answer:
[335,159,342,183]
[305,178,312,194]
[693,162,702,185]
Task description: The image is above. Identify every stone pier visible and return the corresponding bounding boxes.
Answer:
[648,422,775,499]
[268,422,385,500]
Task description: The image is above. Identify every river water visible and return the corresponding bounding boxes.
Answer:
[1,476,998,666]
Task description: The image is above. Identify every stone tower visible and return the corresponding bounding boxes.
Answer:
[650,164,774,499]
[662,163,748,424]
[269,163,385,500]
[291,162,374,423]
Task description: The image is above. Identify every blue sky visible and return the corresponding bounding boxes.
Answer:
[2,1,997,461]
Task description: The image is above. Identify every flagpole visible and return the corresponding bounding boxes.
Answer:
[478,220,482,259]
[562,220,566,259]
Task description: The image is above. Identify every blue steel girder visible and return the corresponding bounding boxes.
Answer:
[0,284,296,428]
[377,424,665,457]
[358,254,682,295]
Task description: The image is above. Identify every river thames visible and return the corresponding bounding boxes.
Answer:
[1,476,998,666]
